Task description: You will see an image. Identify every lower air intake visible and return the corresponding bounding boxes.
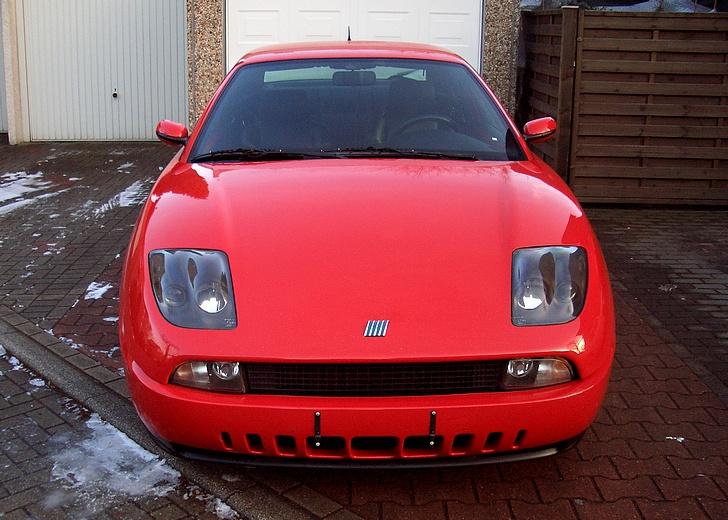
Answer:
[244,361,505,396]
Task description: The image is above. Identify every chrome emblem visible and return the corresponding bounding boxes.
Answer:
[364,320,389,337]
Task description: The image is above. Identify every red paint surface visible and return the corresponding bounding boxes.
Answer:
[120,43,615,461]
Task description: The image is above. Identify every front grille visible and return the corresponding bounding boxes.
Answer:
[244,361,505,396]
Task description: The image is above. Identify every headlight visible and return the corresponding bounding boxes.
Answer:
[172,361,245,393]
[500,358,574,389]
[149,249,236,329]
[512,246,587,326]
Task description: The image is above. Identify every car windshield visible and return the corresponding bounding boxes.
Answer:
[190,58,526,162]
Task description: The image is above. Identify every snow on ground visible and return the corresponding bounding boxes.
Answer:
[47,413,238,518]
[84,281,113,300]
[94,180,150,216]
[0,171,52,203]
[102,316,119,323]
[117,162,135,171]
[0,189,70,216]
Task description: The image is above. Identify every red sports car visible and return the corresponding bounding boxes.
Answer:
[120,41,615,467]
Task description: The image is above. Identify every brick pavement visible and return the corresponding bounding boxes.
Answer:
[588,208,728,400]
[1,141,728,518]
[0,348,240,519]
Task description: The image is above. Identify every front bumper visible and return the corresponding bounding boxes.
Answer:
[128,360,609,465]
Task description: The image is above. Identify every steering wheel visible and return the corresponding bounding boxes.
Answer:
[389,115,456,139]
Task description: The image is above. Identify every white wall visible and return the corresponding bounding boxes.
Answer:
[0,1,8,133]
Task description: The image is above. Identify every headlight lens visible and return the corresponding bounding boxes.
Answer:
[512,246,587,326]
[149,249,236,329]
[500,358,574,389]
[172,361,245,393]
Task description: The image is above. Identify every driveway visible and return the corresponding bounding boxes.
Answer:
[1,140,727,519]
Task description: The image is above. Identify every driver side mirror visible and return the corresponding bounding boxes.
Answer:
[156,120,188,147]
[523,117,557,144]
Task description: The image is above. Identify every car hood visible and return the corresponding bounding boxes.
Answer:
[137,158,600,363]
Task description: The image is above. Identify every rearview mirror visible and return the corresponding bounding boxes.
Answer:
[156,120,188,146]
[523,117,557,144]
[332,70,376,86]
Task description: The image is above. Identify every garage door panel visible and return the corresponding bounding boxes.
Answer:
[226,0,482,72]
[228,0,287,54]
[357,0,419,41]
[23,0,187,141]
[291,0,351,40]
[427,12,474,49]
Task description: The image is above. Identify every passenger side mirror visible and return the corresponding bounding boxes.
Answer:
[156,120,188,146]
[523,117,557,144]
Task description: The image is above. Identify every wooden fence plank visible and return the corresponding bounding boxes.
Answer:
[577,144,728,160]
[581,82,728,97]
[527,24,563,37]
[528,60,560,78]
[579,123,728,139]
[581,60,728,75]
[579,103,728,118]
[529,78,559,98]
[528,96,557,117]
[582,38,728,53]
[574,166,728,180]
[554,6,580,180]
[573,185,728,203]
[583,15,728,31]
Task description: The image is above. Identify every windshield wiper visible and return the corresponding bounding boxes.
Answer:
[321,147,479,161]
[190,148,332,163]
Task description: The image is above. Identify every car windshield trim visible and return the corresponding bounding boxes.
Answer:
[190,147,483,163]
[189,149,333,163]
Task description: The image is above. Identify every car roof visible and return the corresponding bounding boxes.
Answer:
[239,41,466,66]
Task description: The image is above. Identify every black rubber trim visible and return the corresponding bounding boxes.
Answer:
[155,433,585,469]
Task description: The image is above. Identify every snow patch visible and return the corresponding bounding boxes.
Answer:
[0,189,69,216]
[50,414,180,501]
[0,171,52,203]
[84,282,113,300]
[103,316,119,323]
[94,180,150,216]
[117,162,135,170]
[29,378,46,387]
[666,436,686,443]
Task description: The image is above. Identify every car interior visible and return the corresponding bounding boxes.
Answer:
[192,59,525,161]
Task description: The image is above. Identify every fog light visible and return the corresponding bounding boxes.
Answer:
[500,358,574,389]
[211,361,240,381]
[507,359,534,377]
[172,360,245,393]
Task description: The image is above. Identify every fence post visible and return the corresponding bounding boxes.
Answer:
[555,6,579,181]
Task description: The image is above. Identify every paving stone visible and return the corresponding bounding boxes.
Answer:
[284,485,342,517]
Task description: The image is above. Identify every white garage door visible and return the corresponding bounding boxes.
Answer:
[22,0,187,141]
[0,3,8,133]
[226,0,483,72]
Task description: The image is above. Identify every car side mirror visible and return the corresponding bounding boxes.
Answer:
[156,120,188,146]
[523,117,557,144]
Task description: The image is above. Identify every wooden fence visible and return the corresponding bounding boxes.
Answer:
[520,8,728,205]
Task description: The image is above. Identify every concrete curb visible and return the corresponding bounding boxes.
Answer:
[0,305,344,520]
